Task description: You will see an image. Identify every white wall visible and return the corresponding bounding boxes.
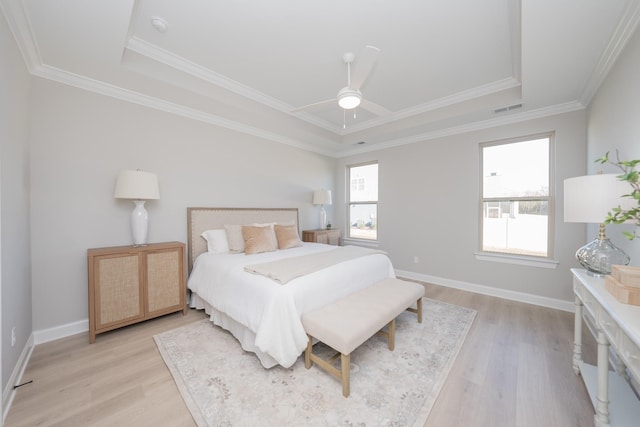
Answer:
[0,12,32,395]
[336,110,587,303]
[28,77,336,332]
[587,26,640,266]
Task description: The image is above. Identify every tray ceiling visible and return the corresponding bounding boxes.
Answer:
[2,0,639,156]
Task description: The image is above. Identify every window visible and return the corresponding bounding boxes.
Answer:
[480,134,553,258]
[347,162,378,240]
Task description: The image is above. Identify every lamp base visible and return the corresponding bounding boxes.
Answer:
[576,236,630,277]
[319,205,327,229]
[131,200,149,246]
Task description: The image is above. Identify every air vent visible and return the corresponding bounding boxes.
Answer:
[494,103,523,114]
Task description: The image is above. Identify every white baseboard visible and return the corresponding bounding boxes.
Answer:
[2,320,88,423]
[395,269,574,312]
[32,319,88,345]
[2,333,35,425]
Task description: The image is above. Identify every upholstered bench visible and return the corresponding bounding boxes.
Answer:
[301,277,425,397]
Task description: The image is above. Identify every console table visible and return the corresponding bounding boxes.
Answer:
[572,268,640,426]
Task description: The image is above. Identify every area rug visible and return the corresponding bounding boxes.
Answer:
[154,298,476,427]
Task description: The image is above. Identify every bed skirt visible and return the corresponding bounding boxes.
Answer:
[189,293,281,368]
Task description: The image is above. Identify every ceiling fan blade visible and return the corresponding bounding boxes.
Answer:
[291,98,336,113]
[350,45,380,90]
[359,99,392,117]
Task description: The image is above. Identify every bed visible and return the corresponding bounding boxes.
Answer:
[186,207,396,368]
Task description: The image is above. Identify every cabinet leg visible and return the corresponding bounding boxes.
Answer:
[573,296,583,375]
[595,330,610,427]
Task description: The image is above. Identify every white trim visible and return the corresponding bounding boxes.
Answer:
[335,101,584,157]
[474,252,559,269]
[341,77,522,135]
[2,333,34,424]
[126,37,525,138]
[0,0,42,72]
[2,318,89,422]
[33,318,88,345]
[340,238,380,249]
[579,0,640,106]
[395,269,574,313]
[30,64,338,157]
[126,37,295,114]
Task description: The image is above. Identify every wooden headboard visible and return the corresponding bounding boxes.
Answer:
[186,207,299,273]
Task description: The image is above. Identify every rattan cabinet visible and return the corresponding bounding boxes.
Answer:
[87,242,186,343]
[302,229,341,246]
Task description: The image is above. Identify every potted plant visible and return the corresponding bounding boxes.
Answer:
[596,151,640,240]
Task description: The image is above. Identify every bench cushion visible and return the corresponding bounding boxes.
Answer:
[302,278,424,355]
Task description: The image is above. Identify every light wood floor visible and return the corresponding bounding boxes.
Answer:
[5,283,596,427]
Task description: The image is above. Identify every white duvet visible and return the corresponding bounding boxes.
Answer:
[187,242,395,368]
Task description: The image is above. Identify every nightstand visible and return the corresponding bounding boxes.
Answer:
[302,229,341,246]
[87,241,186,343]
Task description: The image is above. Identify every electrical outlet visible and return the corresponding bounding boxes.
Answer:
[11,327,16,347]
[413,256,419,264]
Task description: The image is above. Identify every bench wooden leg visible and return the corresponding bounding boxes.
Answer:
[406,297,423,323]
[388,319,395,351]
[341,353,350,397]
[305,334,312,369]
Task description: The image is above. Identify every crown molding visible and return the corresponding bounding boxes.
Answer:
[0,0,604,160]
[127,37,526,139]
[0,0,41,72]
[126,37,344,134]
[340,77,522,135]
[579,0,640,106]
[31,64,338,157]
[126,37,292,112]
[335,101,584,157]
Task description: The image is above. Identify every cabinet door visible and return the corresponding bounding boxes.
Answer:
[94,254,144,331]
[315,232,329,244]
[146,248,184,316]
[327,231,340,245]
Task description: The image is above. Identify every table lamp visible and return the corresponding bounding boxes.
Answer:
[312,189,332,229]
[564,173,634,276]
[114,170,160,246]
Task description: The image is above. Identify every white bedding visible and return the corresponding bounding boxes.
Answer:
[187,242,395,368]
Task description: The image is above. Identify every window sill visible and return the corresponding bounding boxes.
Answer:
[474,252,559,269]
[341,238,380,248]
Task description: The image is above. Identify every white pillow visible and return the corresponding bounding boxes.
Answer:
[201,229,230,254]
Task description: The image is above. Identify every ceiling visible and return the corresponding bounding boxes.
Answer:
[2,0,640,157]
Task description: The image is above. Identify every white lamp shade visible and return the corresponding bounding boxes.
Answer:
[312,189,332,205]
[114,170,160,200]
[564,174,635,223]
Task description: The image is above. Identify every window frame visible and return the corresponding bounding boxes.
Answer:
[346,160,379,242]
[478,133,555,260]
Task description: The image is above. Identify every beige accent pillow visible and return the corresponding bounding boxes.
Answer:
[225,224,245,253]
[275,224,302,249]
[251,222,277,248]
[242,225,277,255]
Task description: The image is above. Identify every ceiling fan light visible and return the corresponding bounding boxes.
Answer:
[337,87,362,109]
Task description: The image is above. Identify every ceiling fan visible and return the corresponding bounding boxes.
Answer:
[293,46,390,118]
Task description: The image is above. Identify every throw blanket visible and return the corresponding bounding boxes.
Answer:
[244,245,385,284]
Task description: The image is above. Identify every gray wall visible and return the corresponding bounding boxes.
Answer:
[28,77,336,331]
[587,26,640,266]
[336,110,588,303]
[0,15,32,394]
